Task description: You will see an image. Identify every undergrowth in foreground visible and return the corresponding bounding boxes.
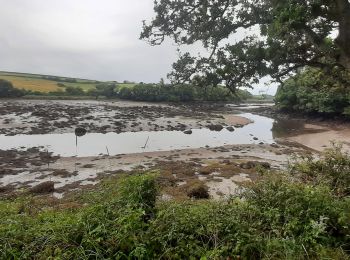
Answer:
[0,149,349,259]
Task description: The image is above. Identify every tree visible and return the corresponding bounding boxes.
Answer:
[141,0,350,92]
[0,79,25,98]
[275,67,350,115]
[95,83,117,98]
[64,86,84,96]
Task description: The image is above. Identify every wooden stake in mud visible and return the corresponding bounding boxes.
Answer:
[142,136,150,149]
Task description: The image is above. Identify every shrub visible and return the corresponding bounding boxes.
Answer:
[0,79,25,98]
[64,86,85,96]
[0,151,349,259]
[289,144,350,197]
[95,83,117,98]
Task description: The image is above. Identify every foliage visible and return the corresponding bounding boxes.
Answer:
[0,79,26,98]
[1,148,350,259]
[116,83,252,102]
[275,67,350,116]
[84,83,118,98]
[64,86,85,96]
[141,0,350,92]
[289,144,350,197]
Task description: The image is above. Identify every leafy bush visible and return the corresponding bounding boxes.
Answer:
[95,83,118,98]
[0,149,349,259]
[289,144,350,197]
[64,86,85,96]
[275,67,350,116]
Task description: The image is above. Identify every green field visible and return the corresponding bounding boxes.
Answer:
[0,71,104,93]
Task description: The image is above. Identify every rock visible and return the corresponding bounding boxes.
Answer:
[75,127,87,137]
[207,124,224,131]
[198,167,212,175]
[234,124,244,128]
[239,161,271,170]
[183,129,193,135]
[226,126,235,132]
[30,181,55,194]
[253,137,259,140]
[259,142,264,145]
[270,143,280,148]
[222,159,231,165]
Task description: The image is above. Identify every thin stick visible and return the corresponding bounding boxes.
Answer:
[139,136,150,166]
[106,146,111,169]
[141,136,150,149]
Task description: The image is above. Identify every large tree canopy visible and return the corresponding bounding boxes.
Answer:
[141,0,350,92]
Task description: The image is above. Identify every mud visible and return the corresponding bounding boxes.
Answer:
[0,100,248,136]
[1,99,346,200]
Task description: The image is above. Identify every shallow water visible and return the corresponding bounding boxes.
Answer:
[0,113,277,157]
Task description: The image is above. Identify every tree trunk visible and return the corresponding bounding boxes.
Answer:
[335,0,350,69]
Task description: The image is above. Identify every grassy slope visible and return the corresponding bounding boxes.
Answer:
[0,75,61,93]
[0,71,99,93]
[0,71,137,93]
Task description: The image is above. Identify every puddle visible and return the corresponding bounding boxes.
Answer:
[0,113,276,157]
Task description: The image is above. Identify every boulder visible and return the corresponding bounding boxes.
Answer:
[207,124,224,131]
[240,161,271,170]
[183,129,193,135]
[75,127,87,137]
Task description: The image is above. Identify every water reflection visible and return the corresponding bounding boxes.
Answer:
[0,113,314,157]
[272,119,305,139]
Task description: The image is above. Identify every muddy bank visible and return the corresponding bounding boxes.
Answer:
[1,99,348,200]
[0,100,250,135]
[246,105,350,152]
[0,142,308,199]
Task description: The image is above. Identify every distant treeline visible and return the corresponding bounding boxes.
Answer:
[1,79,253,102]
[115,83,252,102]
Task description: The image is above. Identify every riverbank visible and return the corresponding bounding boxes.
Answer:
[0,100,349,199]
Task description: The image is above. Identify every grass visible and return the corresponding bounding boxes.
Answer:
[0,71,99,93]
[62,82,97,91]
[117,83,136,89]
[0,75,61,93]
[0,71,136,94]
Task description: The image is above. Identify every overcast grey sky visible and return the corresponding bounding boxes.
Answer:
[0,0,277,95]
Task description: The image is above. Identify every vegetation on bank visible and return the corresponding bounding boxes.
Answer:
[0,79,25,98]
[1,146,349,259]
[275,68,350,117]
[116,83,252,102]
[0,75,253,102]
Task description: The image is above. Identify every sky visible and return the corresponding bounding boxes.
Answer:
[0,0,277,95]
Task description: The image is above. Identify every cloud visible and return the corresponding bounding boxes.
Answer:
[0,0,276,94]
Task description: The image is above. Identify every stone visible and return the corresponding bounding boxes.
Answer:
[207,124,224,131]
[183,129,193,135]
